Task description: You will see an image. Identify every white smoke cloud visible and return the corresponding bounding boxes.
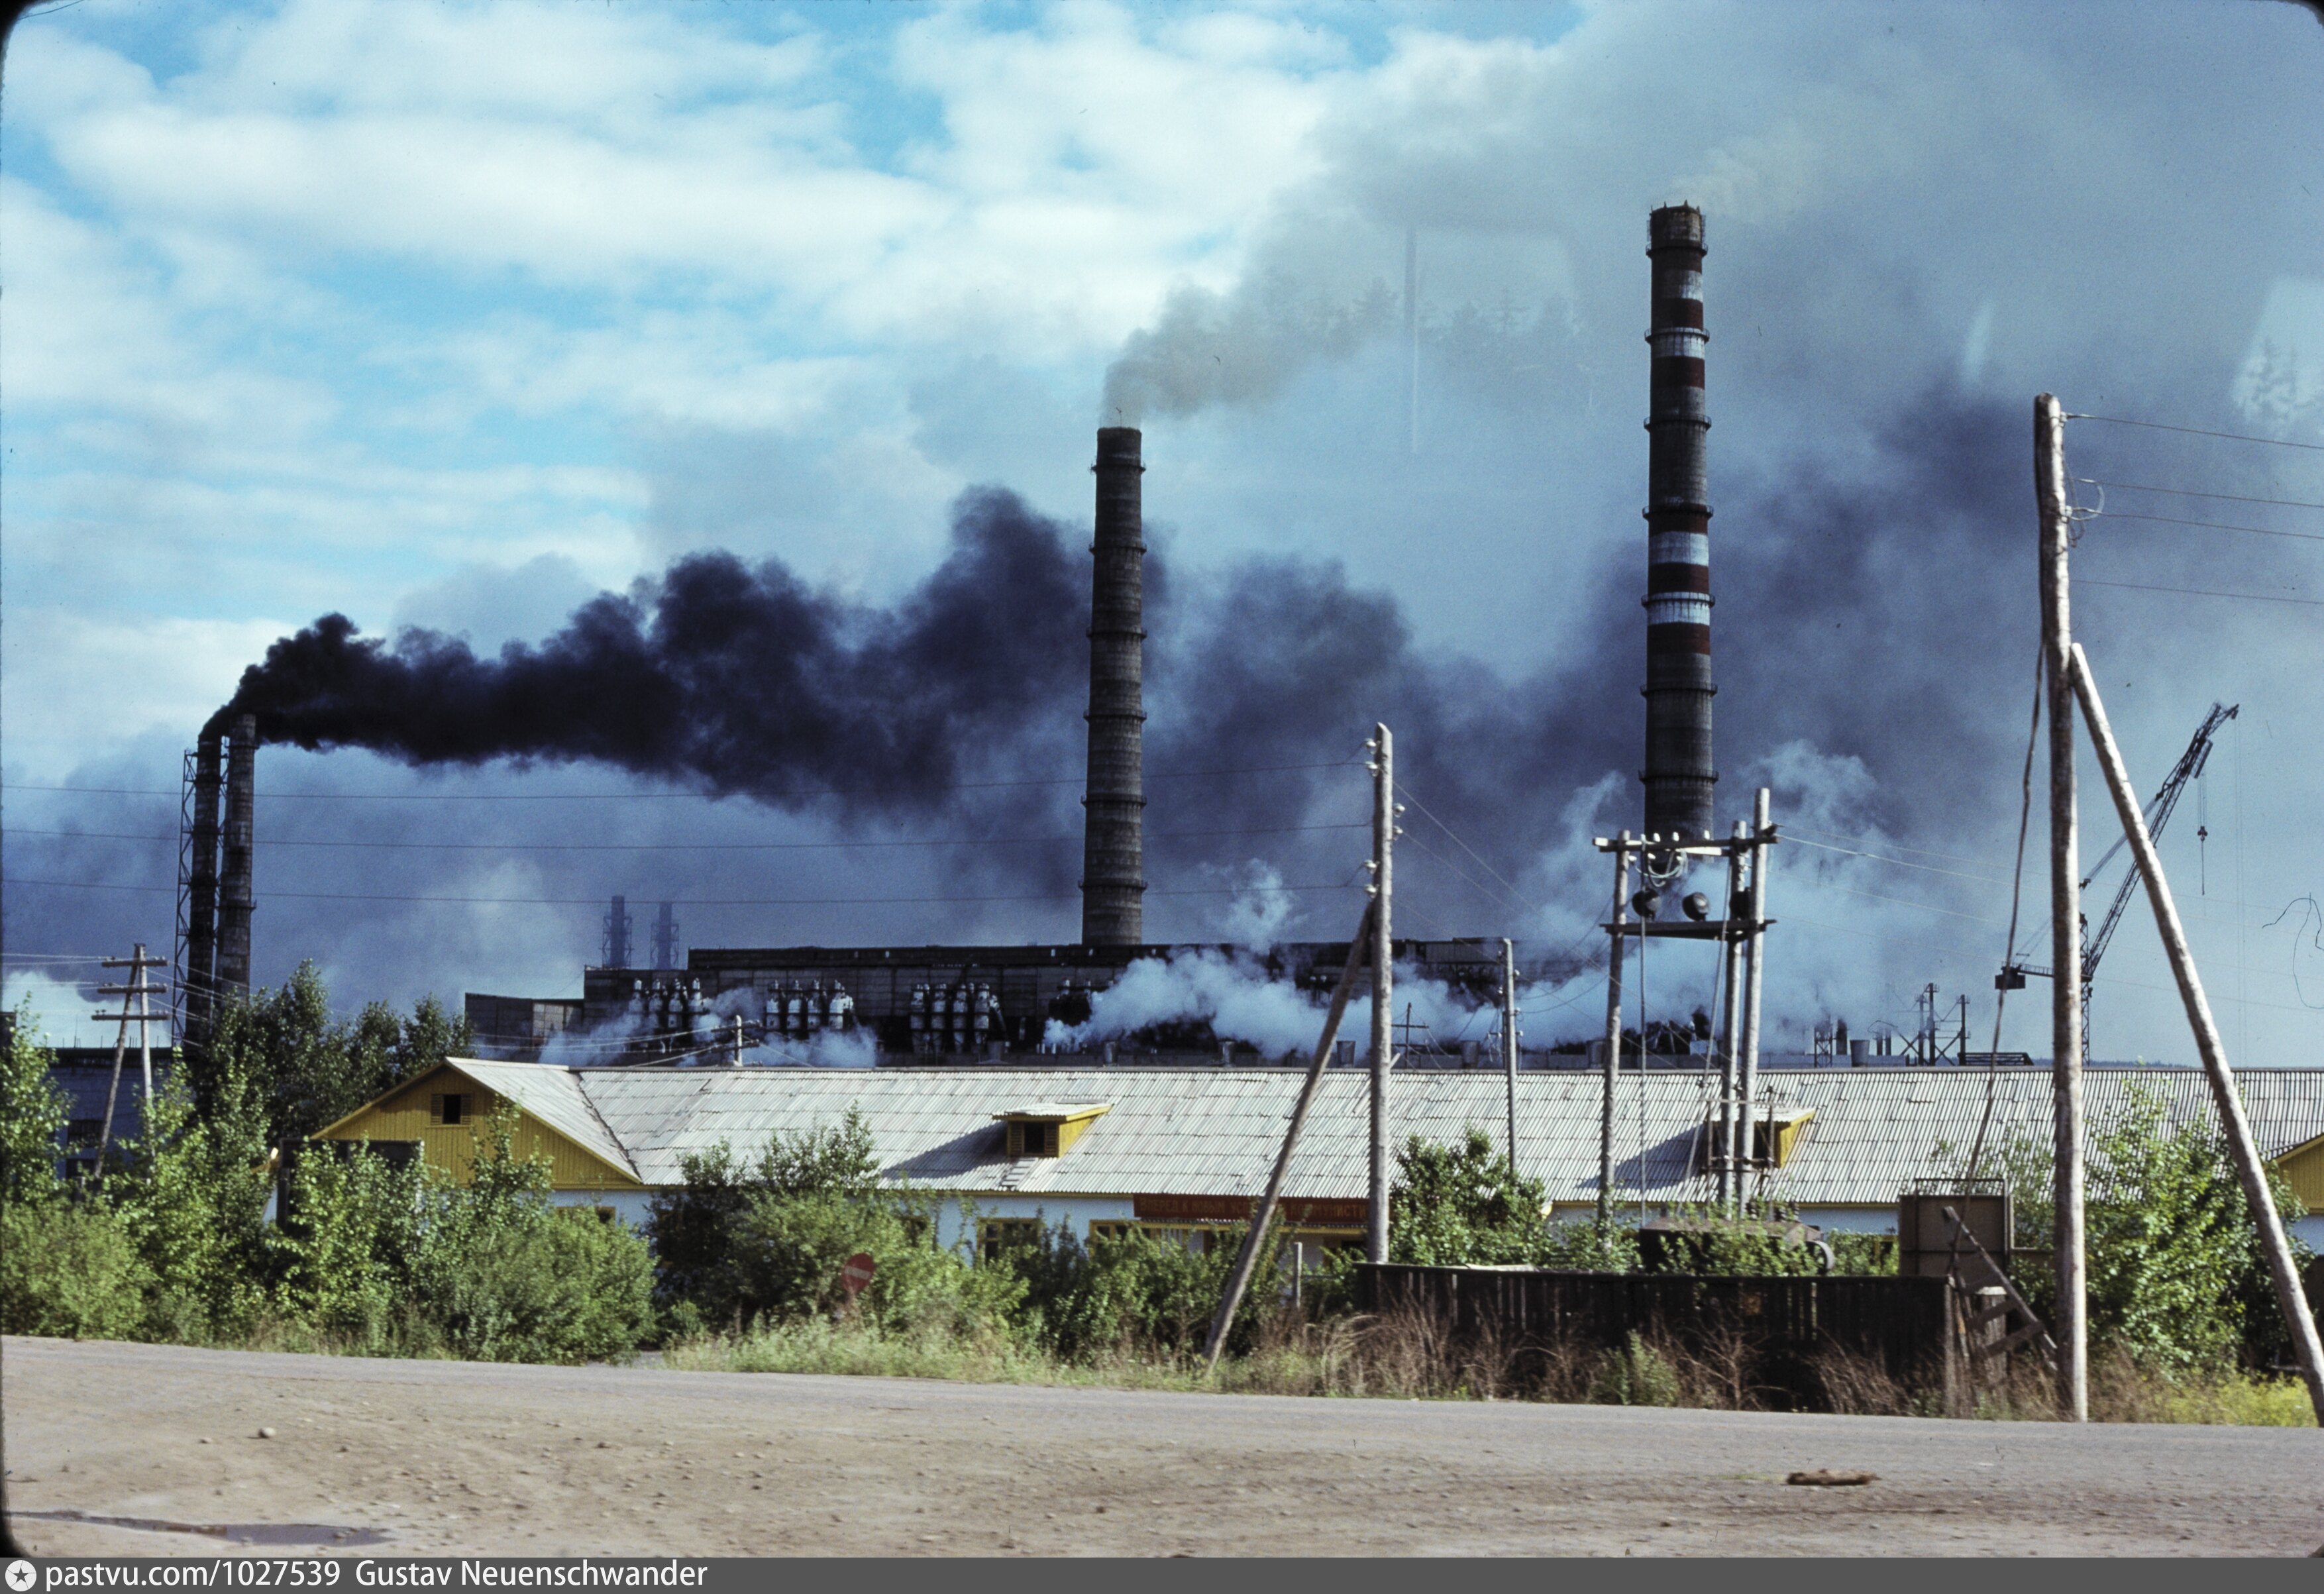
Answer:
[1043,945,1494,1059]
[1218,859,1294,951]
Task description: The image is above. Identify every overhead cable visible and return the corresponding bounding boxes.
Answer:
[2068,413,2324,452]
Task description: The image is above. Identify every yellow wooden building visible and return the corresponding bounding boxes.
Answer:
[312,1056,646,1213]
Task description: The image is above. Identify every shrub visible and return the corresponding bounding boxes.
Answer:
[1590,1330,1681,1407]
[1000,1220,1283,1362]
[0,1199,151,1340]
[107,1062,274,1342]
[270,1140,424,1352]
[1389,1127,1554,1266]
[1984,1083,2312,1372]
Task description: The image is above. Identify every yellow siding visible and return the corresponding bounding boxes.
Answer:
[315,1066,641,1192]
[2274,1139,2324,1211]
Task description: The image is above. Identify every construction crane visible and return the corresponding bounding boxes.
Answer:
[1999,702,2237,1054]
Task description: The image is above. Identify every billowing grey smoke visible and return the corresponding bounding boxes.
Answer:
[201,387,2036,964]
[1102,278,1396,423]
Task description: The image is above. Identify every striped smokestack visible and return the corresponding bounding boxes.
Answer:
[1081,426,1147,946]
[215,713,258,998]
[1640,204,1717,844]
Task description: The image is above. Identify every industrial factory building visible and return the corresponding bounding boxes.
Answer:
[313,1059,2324,1252]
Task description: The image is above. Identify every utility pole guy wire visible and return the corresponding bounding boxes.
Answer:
[2068,643,2324,1424]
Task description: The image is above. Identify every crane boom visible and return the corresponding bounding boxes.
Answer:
[1998,702,2237,1055]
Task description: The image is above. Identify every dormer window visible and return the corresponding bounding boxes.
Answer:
[994,1102,1110,1159]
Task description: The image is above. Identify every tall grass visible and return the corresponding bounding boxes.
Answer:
[659,1304,2316,1426]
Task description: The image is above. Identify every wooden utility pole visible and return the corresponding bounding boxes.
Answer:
[2036,392,2088,1420]
[1501,938,1520,1168]
[1367,724,1397,1265]
[1717,823,1748,1211]
[92,943,169,1177]
[1597,833,1633,1224]
[1203,902,1376,1370]
[1739,788,1772,1206]
[2069,645,2324,1422]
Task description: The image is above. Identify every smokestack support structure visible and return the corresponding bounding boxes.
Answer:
[1081,426,1148,946]
[215,713,258,1001]
[180,729,225,1049]
[1640,204,1717,845]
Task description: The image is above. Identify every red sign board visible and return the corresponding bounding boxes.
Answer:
[839,1252,876,1297]
[1133,1193,1370,1226]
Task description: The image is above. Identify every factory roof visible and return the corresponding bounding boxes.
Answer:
[431,1062,2324,1208]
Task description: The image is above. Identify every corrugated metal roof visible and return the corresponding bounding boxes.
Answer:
[447,1057,640,1180]
[542,1063,2324,1206]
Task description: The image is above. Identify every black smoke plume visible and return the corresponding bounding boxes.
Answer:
[208,388,2034,954]
[217,489,1095,818]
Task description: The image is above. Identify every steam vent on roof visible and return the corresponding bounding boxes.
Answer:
[1641,203,1717,845]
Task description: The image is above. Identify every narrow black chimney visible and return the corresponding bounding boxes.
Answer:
[1082,427,1147,946]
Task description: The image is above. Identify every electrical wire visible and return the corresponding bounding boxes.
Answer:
[3,760,1362,804]
[2078,478,2324,513]
[1784,835,2011,887]
[4,877,1355,906]
[2075,577,2324,608]
[1782,825,1993,868]
[2068,413,2324,452]
[1967,648,2042,1183]
[1392,783,1538,918]
[2084,509,2324,545]
[3,822,1367,852]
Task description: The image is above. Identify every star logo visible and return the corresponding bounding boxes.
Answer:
[6,1559,38,1591]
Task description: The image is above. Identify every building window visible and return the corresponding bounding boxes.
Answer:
[1006,1121,1059,1158]
[430,1092,474,1126]
[980,1218,1042,1257]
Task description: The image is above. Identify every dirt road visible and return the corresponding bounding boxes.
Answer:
[5,1337,2319,1557]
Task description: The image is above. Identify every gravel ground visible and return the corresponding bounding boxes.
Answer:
[5,1336,2321,1558]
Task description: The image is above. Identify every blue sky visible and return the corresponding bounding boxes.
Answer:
[6,0,2324,1063]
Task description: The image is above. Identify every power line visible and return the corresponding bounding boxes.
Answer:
[2080,477,2324,513]
[2068,413,2324,452]
[3,822,1367,853]
[6,877,1355,907]
[2,760,1362,804]
[2076,577,2324,608]
[1785,834,2012,888]
[1783,824,1993,869]
[2089,509,2324,545]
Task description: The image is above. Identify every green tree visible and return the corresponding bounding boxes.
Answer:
[1984,1083,2311,1371]
[204,963,474,1148]
[0,1004,67,1206]
[1389,1126,1554,1265]
[270,1140,424,1351]
[108,1062,275,1342]
[646,1108,882,1326]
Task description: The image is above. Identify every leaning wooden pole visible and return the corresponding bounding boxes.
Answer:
[2068,643,2324,1424]
[1202,902,1377,1371]
[2035,392,2088,1421]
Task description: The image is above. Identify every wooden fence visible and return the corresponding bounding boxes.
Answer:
[1354,1264,1966,1414]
